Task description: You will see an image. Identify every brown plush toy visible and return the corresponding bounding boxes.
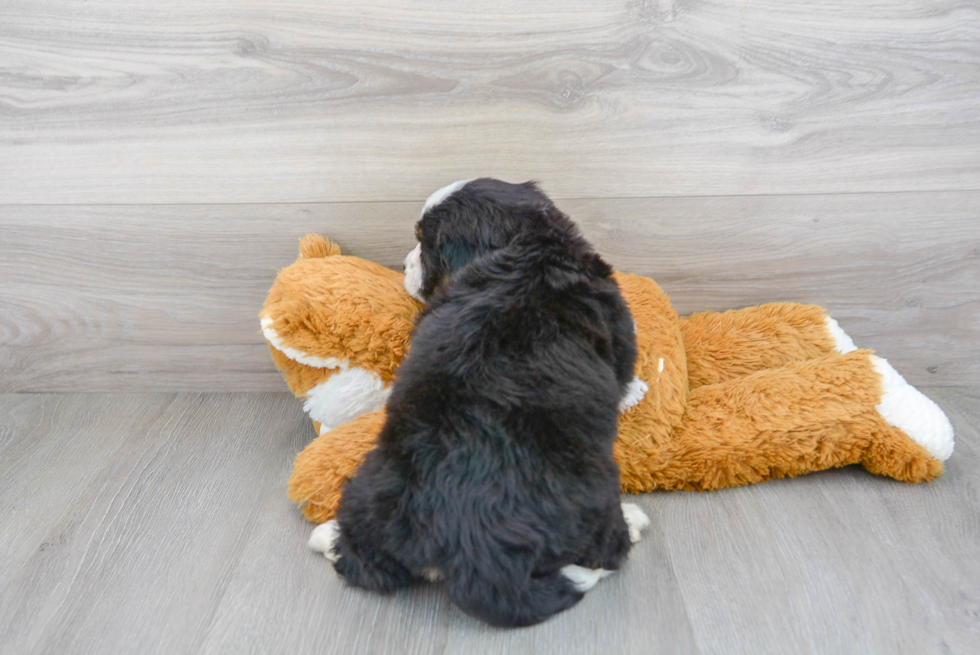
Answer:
[262,235,955,524]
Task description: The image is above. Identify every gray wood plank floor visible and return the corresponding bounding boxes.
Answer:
[1,390,977,655]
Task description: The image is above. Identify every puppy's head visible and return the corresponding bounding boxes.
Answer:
[403,178,562,300]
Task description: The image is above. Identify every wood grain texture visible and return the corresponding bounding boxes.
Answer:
[2,191,977,391]
[656,385,980,655]
[1,390,977,654]
[0,393,313,655]
[1,0,978,203]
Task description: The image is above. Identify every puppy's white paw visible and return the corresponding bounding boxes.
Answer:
[560,565,614,593]
[619,376,649,413]
[309,520,341,563]
[872,356,954,461]
[621,503,651,544]
[825,316,858,353]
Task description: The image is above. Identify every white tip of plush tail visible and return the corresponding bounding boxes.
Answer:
[872,356,954,461]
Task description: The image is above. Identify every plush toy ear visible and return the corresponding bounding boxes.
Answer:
[298,234,342,258]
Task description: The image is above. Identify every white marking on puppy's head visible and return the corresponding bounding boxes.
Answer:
[403,243,424,301]
[407,179,475,301]
[422,179,474,216]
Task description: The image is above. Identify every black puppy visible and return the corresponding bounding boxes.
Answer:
[310,179,650,627]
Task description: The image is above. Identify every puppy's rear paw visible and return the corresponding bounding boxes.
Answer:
[309,520,341,563]
[621,503,651,543]
[560,565,613,592]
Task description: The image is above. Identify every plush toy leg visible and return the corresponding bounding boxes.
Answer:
[633,351,950,491]
[288,409,386,523]
[680,303,852,389]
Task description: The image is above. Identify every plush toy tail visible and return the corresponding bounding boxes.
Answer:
[299,234,342,259]
[632,351,945,492]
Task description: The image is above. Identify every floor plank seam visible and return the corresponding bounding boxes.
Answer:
[2,186,980,209]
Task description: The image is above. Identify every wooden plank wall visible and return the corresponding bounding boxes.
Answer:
[1,0,978,390]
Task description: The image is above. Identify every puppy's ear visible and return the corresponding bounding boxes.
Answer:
[584,252,613,278]
[440,238,480,272]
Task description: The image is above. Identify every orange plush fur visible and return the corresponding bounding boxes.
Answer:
[262,236,950,523]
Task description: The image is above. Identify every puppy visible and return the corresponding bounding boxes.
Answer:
[310,179,649,627]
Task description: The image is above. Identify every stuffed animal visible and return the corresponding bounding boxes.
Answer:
[262,235,955,523]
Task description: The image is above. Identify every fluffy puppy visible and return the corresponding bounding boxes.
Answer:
[311,179,649,627]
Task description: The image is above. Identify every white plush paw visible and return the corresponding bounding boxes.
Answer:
[872,356,955,461]
[824,316,858,354]
[619,376,649,413]
[560,564,614,593]
[621,503,651,544]
[309,520,341,563]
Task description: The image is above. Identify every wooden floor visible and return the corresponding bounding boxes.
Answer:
[1,389,977,655]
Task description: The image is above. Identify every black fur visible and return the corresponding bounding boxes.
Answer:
[331,179,638,627]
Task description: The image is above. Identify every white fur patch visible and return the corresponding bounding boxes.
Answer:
[658,358,665,373]
[422,179,474,215]
[871,355,955,461]
[621,503,651,543]
[825,316,858,354]
[619,376,649,413]
[560,565,614,593]
[261,318,347,369]
[309,521,341,563]
[403,243,425,301]
[420,567,444,583]
[303,367,391,432]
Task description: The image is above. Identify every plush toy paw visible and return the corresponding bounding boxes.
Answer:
[621,502,651,543]
[619,376,649,413]
[872,356,955,461]
[309,520,341,563]
[560,565,614,592]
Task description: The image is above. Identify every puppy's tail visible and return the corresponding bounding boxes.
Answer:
[446,559,584,628]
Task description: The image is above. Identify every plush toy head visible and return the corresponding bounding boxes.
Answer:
[261,235,421,433]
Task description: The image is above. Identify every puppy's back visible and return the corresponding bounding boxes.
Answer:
[381,245,627,626]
